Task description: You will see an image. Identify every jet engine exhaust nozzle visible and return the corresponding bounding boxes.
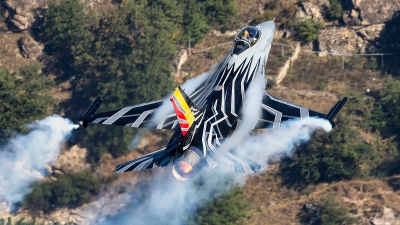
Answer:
[172,146,203,181]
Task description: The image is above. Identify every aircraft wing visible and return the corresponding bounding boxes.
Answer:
[78,96,178,130]
[114,131,180,173]
[252,93,347,129]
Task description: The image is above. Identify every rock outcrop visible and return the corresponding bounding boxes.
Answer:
[371,207,400,225]
[354,24,385,42]
[18,37,42,60]
[342,0,400,25]
[3,0,113,31]
[53,145,89,174]
[315,0,399,54]
[4,0,48,30]
[318,26,366,54]
[172,46,188,72]
[294,1,330,21]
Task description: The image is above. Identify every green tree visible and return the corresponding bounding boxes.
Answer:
[329,0,343,21]
[0,64,55,134]
[42,0,94,64]
[183,6,211,45]
[293,19,324,43]
[23,170,101,214]
[187,188,250,225]
[203,0,238,30]
[370,76,400,140]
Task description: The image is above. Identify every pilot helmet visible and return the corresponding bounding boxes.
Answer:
[244,30,249,37]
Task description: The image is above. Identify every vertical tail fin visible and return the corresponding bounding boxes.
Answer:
[170,86,197,137]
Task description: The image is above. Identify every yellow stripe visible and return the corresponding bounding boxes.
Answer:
[186,112,194,126]
[173,89,190,112]
[173,88,194,126]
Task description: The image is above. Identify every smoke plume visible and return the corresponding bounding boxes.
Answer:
[236,117,332,166]
[217,70,265,153]
[0,115,78,204]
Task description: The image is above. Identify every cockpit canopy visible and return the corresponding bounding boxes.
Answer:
[232,26,260,55]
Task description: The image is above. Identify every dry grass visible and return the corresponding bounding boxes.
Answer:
[280,53,384,94]
[268,87,338,113]
[267,40,295,78]
[0,31,33,71]
[236,0,298,27]
[182,35,234,76]
[242,168,400,224]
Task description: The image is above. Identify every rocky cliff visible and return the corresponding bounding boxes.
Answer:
[285,0,400,54]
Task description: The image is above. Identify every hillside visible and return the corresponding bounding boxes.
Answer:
[0,0,400,224]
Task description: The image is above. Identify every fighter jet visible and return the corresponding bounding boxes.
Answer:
[78,20,347,181]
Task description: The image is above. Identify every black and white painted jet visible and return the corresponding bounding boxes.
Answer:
[78,20,347,181]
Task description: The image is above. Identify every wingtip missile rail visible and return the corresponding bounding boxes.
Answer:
[77,96,103,128]
[325,97,348,128]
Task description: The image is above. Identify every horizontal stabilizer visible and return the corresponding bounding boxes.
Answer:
[114,148,166,173]
[206,148,261,174]
[114,130,181,173]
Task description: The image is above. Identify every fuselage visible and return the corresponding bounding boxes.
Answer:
[171,20,276,180]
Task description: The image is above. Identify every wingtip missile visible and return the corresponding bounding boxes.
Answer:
[78,96,103,128]
[326,97,348,128]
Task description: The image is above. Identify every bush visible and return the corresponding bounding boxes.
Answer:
[329,0,343,21]
[23,170,101,214]
[316,195,356,224]
[267,78,277,88]
[187,188,250,225]
[265,0,279,10]
[292,19,324,43]
[365,56,378,70]
[209,47,220,60]
[370,76,400,140]
[41,0,239,162]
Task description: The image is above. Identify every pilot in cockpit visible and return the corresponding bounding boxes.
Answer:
[241,30,250,42]
[241,30,257,45]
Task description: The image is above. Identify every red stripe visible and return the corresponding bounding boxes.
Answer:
[170,96,189,137]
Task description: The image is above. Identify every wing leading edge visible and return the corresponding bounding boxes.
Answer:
[78,96,179,130]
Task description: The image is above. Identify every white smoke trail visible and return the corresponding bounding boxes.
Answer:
[130,129,147,149]
[236,117,332,166]
[217,71,265,152]
[0,115,78,204]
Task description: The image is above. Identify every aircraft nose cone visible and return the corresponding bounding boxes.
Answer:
[257,20,275,30]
